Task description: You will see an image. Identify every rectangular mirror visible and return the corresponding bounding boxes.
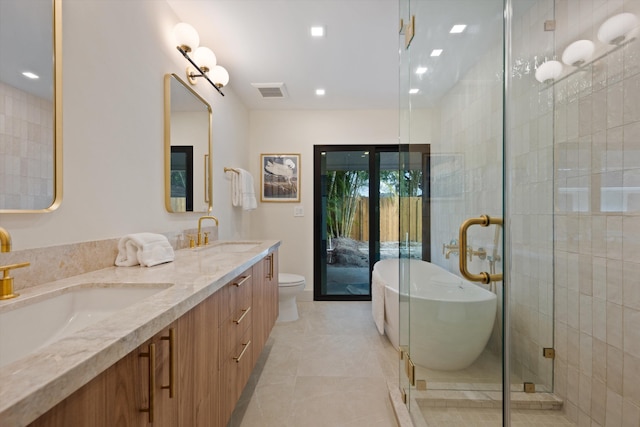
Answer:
[164,73,212,213]
[0,0,62,212]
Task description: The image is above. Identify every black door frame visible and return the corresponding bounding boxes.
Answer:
[313,144,430,301]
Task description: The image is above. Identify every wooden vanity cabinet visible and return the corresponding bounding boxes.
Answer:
[29,250,278,427]
[218,268,254,425]
[252,252,279,364]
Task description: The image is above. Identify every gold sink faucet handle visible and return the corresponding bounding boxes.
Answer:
[0,262,30,300]
[197,215,219,246]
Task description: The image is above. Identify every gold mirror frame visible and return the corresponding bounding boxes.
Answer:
[0,0,62,213]
[164,73,213,213]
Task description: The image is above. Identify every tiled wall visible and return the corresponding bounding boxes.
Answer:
[426,9,557,391]
[508,0,556,392]
[551,0,640,424]
[0,82,54,210]
[429,43,507,359]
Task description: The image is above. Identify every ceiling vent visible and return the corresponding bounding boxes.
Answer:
[251,82,288,99]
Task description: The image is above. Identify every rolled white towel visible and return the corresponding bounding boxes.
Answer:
[115,233,175,267]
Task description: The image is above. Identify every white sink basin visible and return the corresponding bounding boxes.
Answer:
[0,283,171,367]
[193,241,261,253]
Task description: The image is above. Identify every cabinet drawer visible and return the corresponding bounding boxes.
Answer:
[218,271,253,323]
[220,304,252,358]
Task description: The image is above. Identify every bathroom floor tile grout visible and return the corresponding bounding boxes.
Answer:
[227,301,400,427]
[226,300,576,427]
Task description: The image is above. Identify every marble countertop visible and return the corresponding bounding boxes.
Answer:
[0,239,280,427]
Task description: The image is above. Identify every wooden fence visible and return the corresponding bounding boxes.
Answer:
[349,196,422,242]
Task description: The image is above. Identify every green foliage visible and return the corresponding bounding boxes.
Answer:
[326,170,368,238]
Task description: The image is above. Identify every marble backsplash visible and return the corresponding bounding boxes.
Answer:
[0,227,218,293]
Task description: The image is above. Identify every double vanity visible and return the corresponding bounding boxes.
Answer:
[0,239,280,427]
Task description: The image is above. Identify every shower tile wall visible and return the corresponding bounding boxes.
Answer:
[0,81,54,210]
[509,0,557,392]
[431,43,506,360]
[423,3,554,390]
[551,0,640,425]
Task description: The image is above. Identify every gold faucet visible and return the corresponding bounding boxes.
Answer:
[0,227,30,300]
[466,246,487,262]
[442,240,459,259]
[0,227,11,253]
[196,215,219,246]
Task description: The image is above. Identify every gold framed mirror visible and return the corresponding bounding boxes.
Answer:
[0,0,62,213]
[164,73,212,213]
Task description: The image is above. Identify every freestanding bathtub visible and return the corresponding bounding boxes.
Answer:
[372,258,497,371]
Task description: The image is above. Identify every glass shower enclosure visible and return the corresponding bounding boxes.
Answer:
[397,0,557,424]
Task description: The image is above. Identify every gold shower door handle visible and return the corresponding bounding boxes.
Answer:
[459,215,503,284]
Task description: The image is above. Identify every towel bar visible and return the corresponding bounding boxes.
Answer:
[224,167,239,174]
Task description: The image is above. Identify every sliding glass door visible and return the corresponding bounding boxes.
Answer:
[313,145,429,301]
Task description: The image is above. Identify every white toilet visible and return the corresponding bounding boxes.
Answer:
[278,273,305,322]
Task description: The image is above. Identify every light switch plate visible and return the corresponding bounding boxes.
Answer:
[294,206,304,217]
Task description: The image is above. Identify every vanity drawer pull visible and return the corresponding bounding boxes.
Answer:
[233,275,251,287]
[233,340,251,363]
[233,307,251,324]
[160,328,175,398]
[139,343,156,423]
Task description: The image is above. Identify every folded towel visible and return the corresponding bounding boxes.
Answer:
[371,269,385,335]
[115,233,175,267]
[228,168,257,211]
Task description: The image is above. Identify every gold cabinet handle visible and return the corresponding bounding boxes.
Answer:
[233,340,251,363]
[233,275,251,287]
[160,328,175,398]
[233,306,251,324]
[459,215,503,284]
[139,343,156,423]
[266,254,274,280]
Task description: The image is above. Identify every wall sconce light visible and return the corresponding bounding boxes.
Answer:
[173,22,229,96]
[211,66,230,88]
[561,40,595,66]
[598,13,639,45]
[535,60,563,83]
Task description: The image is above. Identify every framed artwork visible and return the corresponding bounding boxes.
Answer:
[260,153,301,202]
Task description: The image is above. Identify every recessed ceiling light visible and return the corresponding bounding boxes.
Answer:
[22,71,39,79]
[450,24,467,33]
[431,49,443,57]
[409,88,419,94]
[416,67,428,75]
[315,88,325,96]
[311,26,325,37]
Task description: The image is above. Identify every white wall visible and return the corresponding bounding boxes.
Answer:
[248,109,398,292]
[0,0,251,250]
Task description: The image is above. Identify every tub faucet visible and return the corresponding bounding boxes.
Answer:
[442,240,459,259]
[197,215,219,246]
[0,227,30,299]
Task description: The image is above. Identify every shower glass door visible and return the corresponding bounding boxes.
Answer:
[398,0,556,425]
[399,0,507,420]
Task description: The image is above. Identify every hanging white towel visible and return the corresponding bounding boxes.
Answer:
[228,168,257,211]
[239,169,257,210]
[115,233,175,267]
[230,170,242,207]
[371,268,385,335]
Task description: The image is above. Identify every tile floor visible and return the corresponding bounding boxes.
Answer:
[226,300,575,427]
[228,301,400,427]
